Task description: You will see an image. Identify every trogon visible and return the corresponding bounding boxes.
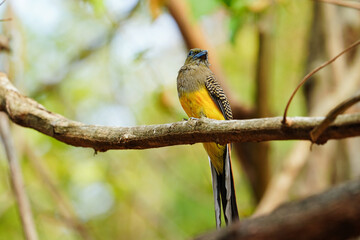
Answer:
[177,48,239,228]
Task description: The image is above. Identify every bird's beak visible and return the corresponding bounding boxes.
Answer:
[193,50,208,60]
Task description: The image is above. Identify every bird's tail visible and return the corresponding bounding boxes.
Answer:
[210,144,239,228]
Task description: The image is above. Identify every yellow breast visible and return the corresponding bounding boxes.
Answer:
[179,87,226,173]
[179,87,225,120]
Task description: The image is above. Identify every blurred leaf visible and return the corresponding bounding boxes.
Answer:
[85,0,106,16]
[188,0,220,18]
[149,0,166,19]
[249,0,271,12]
[220,0,270,43]
[219,0,271,12]
[229,15,245,43]
[133,48,150,63]
[218,0,249,10]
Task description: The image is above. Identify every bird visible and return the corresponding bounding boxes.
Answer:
[177,48,239,228]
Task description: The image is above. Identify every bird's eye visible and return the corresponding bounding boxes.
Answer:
[188,50,193,56]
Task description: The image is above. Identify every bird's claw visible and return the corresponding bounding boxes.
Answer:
[189,117,200,121]
[182,117,200,121]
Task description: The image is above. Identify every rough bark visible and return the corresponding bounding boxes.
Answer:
[0,73,360,151]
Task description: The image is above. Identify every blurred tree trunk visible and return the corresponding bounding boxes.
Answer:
[233,16,273,202]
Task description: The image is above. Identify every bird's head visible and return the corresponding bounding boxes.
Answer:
[184,48,209,66]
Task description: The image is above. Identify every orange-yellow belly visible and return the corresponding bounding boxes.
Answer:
[179,87,226,173]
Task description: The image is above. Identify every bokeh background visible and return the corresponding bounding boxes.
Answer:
[0,0,359,239]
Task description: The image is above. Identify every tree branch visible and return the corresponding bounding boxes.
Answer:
[311,91,360,142]
[195,180,360,240]
[0,73,360,151]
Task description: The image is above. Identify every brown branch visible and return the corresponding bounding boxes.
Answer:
[195,180,360,240]
[0,73,360,151]
[282,38,360,124]
[0,35,10,52]
[0,18,11,22]
[317,0,360,10]
[310,91,360,142]
[0,113,38,240]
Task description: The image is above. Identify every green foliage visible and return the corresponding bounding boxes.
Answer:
[220,0,256,43]
[188,0,221,18]
[82,0,106,16]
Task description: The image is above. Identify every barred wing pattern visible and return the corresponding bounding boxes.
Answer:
[205,75,233,120]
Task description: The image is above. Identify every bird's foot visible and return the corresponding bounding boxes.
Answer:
[182,117,200,121]
[189,117,200,121]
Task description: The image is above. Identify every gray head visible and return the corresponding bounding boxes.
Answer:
[184,48,209,67]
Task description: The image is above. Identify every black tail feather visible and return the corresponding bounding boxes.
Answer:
[210,161,222,229]
[210,144,239,228]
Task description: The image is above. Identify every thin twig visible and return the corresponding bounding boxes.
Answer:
[282,39,360,124]
[316,0,360,10]
[0,0,11,22]
[0,113,38,240]
[310,91,360,143]
[0,35,10,52]
[0,18,11,22]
